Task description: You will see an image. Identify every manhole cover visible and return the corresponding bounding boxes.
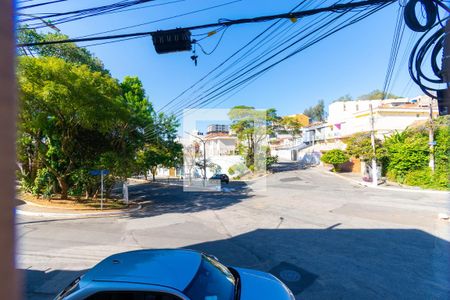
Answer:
[269,262,318,295]
[279,270,302,282]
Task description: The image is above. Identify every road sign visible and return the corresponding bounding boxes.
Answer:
[428,141,437,146]
[89,170,110,176]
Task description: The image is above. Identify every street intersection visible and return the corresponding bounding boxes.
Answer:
[18,163,450,299]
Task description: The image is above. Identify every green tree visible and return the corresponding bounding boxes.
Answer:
[357,89,402,100]
[229,106,270,169]
[345,132,387,163]
[321,149,349,172]
[304,100,325,122]
[17,26,107,73]
[17,56,124,199]
[332,94,353,103]
[279,116,306,137]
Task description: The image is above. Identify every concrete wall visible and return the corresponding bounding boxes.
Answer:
[205,138,236,156]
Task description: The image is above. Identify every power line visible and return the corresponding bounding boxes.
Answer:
[75,0,240,39]
[18,0,66,10]
[19,0,161,29]
[171,2,391,119]
[157,0,334,114]
[382,5,406,98]
[17,0,396,47]
[168,1,351,117]
[145,0,390,139]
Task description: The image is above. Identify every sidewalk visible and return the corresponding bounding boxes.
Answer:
[318,166,449,194]
[16,200,141,218]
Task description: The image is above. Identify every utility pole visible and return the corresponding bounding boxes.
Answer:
[100,170,104,210]
[428,99,435,172]
[0,1,20,299]
[369,104,378,186]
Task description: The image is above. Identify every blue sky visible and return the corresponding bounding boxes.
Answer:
[22,0,423,117]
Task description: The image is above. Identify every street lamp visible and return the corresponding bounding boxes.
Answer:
[185,131,207,181]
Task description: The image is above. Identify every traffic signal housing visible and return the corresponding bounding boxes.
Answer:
[151,29,192,54]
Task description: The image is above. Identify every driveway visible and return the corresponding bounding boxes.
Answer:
[17,163,450,299]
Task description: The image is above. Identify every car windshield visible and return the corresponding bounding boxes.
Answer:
[184,255,235,300]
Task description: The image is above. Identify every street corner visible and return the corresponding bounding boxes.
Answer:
[15,200,142,219]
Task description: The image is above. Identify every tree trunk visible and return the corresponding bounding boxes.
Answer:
[151,166,157,182]
[57,177,69,199]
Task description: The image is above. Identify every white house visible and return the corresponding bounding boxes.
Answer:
[327,95,438,139]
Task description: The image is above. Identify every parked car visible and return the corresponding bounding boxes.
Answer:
[55,249,295,300]
[210,173,230,184]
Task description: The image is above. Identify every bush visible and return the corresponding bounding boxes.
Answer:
[266,155,278,169]
[228,166,235,175]
[404,168,449,190]
[404,169,432,187]
[228,163,247,177]
[321,149,349,172]
[384,122,449,190]
[32,168,54,198]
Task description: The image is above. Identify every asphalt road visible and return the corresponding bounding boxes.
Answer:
[17,163,450,299]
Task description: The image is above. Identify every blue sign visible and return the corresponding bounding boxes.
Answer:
[89,170,110,176]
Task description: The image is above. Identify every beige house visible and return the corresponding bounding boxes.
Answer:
[205,132,237,156]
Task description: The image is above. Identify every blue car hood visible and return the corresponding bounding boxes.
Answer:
[234,267,295,300]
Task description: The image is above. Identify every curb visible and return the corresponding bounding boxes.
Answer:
[320,168,449,195]
[236,172,271,182]
[16,203,142,218]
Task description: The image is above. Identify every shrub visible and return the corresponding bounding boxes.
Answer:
[228,166,235,175]
[404,169,432,187]
[321,149,349,172]
[266,155,278,169]
[32,168,54,198]
[228,163,247,177]
[404,168,449,190]
[384,122,449,190]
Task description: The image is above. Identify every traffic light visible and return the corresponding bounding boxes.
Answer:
[151,29,192,54]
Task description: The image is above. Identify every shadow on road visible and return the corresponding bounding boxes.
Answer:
[126,181,252,218]
[20,228,450,299]
[185,228,450,299]
[20,268,86,300]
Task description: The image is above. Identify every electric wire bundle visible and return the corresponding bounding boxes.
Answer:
[404,0,448,98]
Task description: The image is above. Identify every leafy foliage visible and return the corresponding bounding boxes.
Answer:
[321,149,349,172]
[279,116,306,137]
[345,132,387,163]
[229,106,270,170]
[303,100,325,122]
[332,94,353,103]
[17,26,107,74]
[357,89,401,100]
[17,56,180,199]
[384,123,449,189]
